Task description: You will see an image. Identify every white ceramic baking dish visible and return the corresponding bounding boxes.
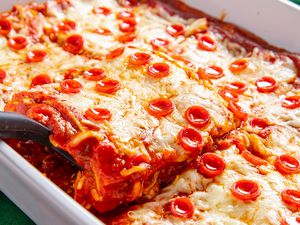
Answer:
[0,1,299,225]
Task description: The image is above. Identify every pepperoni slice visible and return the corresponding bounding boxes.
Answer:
[249,118,269,130]
[169,197,194,218]
[118,33,136,43]
[30,74,52,88]
[26,50,47,63]
[147,98,174,117]
[63,34,84,54]
[229,59,249,73]
[147,63,170,78]
[255,76,278,93]
[178,128,203,153]
[231,180,260,201]
[0,19,12,36]
[241,150,267,166]
[118,0,138,7]
[0,69,7,83]
[205,66,224,79]
[106,46,125,60]
[64,68,78,79]
[116,11,135,20]
[94,27,112,36]
[185,106,210,128]
[85,108,112,121]
[218,89,239,102]
[275,155,300,175]
[197,153,226,178]
[92,6,111,15]
[83,68,105,81]
[119,18,137,33]
[281,189,300,208]
[225,81,248,94]
[129,52,152,65]
[95,80,121,94]
[57,20,76,32]
[150,38,169,50]
[166,24,184,37]
[228,101,248,120]
[8,36,28,50]
[198,35,216,51]
[60,79,83,94]
[282,96,300,109]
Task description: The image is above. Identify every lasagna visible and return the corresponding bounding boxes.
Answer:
[0,0,300,224]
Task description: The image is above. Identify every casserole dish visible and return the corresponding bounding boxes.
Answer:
[1,2,298,224]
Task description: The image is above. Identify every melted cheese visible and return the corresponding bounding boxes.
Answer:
[129,146,298,225]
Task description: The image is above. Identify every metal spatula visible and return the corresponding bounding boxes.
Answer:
[0,111,82,170]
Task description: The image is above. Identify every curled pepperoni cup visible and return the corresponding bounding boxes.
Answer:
[30,74,52,88]
[83,68,105,81]
[57,20,76,32]
[0,69,7,83]
[198,35,216,51]
[228,101,248,120]
[8,36,28,50]
[94,27,112,36]
[231,180,261,201]
[150,38,169,50]
[229,59,249,73]
[60,79,83,94]
[85,108,112,121]
[26,104,57,125]
[185,106,210,128]
[129,52,152,65]
[241,150,267,166]
[26,50,47,63]
[169,197,194,218]
[255,76,278,93]
[249,118,269,130]
[92,6,111,15]
[225,81,247,94]
[147,98,174,117]
[64,68,78,79]
[147,63,170,78]
[116,11,135,20]
[95,79,121,94]
[118,33,136,43]
[118,0,138,7]
[218,89,239,102]
[0,19,12,36]
[281,189,300,208]
[178,128,203,153]
[106,46,125,60]
[205,66,224,79]
[63,34,84,54]
[119,18,137,33]
[282,96,300,109]
[198,153,226,178]
[275,155,300,175]
[166,24,184,37]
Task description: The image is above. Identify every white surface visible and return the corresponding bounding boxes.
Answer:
[184,0,300,53]
[0,1,299,225]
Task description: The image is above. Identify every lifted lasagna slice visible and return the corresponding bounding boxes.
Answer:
[4,45,235,212]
